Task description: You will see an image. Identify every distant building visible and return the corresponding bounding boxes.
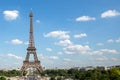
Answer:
[107,66,115,70]
[80,66,94,71]
[115,65,120,68]
[96,66,106,70]
[73,67,80,70]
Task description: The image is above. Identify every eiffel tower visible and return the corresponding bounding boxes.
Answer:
[21,11,43,74]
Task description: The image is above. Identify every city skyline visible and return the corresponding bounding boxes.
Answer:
[0,0,120,69]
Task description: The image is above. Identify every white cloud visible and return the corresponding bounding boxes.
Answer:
[101,49,117,53]
[39,54,59,60]
[39,54,45,59]
[76,16,96,22]
[116,38,120,43]
[90,51,103,55]
[96,56,108,61]
[74,33,87,38]
[3,10,19,21]
[44,30,70,40]
[24,41,29,45]
[63,58,71,62]
[55,39,72,46]
[97,43,104,46]
[64,44,91,55]
[46,48,52,52]
[36,20,40,23]
[64,45,91,51]
[58,52,63,55]
[49,56,59,60]
[90,49,118,55]
[7,53,22,60]
[101,10,120,18]
[107,39,114,43]
[11,39,23,44]
[107,38,120,43]
[63,51,75,55]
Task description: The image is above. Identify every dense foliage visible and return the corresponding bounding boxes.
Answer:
[41,68,120,80]
[0,69,21,77]
[0,68,120,80]
[0,76,6,80]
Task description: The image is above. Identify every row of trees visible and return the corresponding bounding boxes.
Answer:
[0,69,21,77]
[0,68,120,80]
[41,68,120,80]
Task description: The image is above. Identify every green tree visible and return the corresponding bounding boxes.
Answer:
[56,76,62,80]
[75,72,82,79]
[67,68,79,79]
[109,68,120,80]
[0,76,6,80]
[50,76,55,80]
[57,69,67,76]
[99,70,110,80]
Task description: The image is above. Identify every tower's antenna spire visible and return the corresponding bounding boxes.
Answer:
[29,11,34,47]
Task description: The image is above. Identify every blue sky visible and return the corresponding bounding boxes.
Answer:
[0,0,120,69]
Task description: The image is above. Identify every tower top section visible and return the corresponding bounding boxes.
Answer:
[28,11,35,49]
[29,11,33,17]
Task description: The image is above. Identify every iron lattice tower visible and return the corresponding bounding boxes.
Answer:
[21,11,43,74]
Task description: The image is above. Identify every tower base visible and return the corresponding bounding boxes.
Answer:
[21,61,43,74]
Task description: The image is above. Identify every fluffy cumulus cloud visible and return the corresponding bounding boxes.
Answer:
[44,30,70,40]
[76,16,96,22]
[96,43,104,46]
[3,10,19,21]
[55,39,72,46]
[46,48,52,52]
[74,33,87,38]
[107,38,120,43]
[116,38,120,43]
[39,54,46,59]
[63,44,91,55]
[96,57,118,61]
[49,56,59,60]
[90,49,118,55]
[58,52,63,55]
[11,39,23,44]
[39,53,59,60]
[24,41,29,45]
[7,53,22,60]
[101,10,120,18]
[107,39,114,43]
[101,49,118,53]
[36,20,40,23]
[96,56,108,61]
